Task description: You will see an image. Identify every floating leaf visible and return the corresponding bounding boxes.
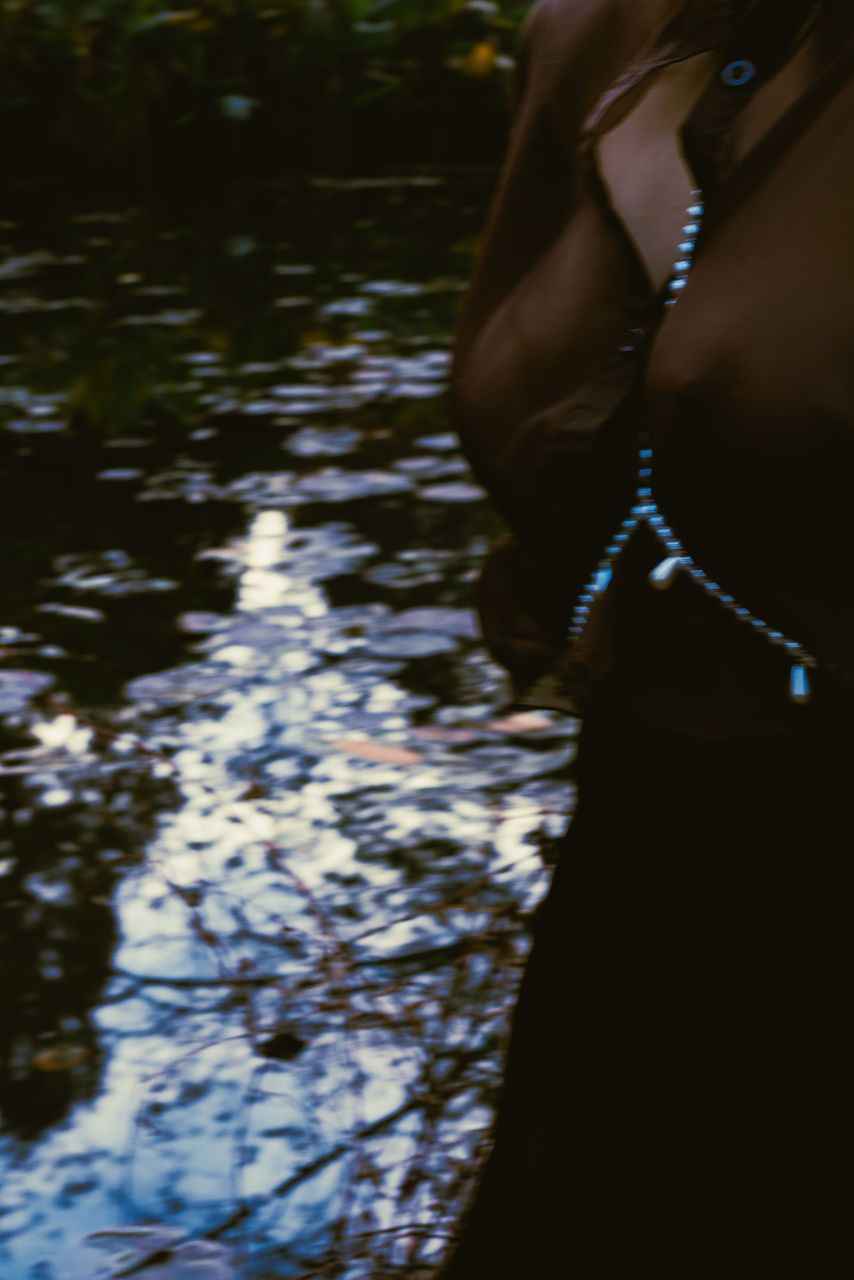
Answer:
[367,632,458,659]
[0,669,55,714]
[175,612,230,635]
[294,469,412,502]
[330,739,423,766]
[419,481,486,502]
[32,1044,91,1072]
[383,607,478,638]
[487,712,554,733]
[412,725,478,744]
[38,603,106,623]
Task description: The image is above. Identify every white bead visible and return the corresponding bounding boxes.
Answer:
[649,555,685,590]
[569,192,818,702]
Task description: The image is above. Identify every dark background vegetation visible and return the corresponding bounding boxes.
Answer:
[3,0,529,189]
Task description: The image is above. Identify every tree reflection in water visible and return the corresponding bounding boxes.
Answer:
[0,727,174,1137]
[0,181,576,1278]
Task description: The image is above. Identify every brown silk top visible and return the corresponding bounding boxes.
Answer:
[450,0,854,738]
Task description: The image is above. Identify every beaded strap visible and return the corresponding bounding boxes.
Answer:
[568,191,818,705]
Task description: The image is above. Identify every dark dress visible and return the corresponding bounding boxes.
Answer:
[439,0,854,1271]
[439,698,854,1274]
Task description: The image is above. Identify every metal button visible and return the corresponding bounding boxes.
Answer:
[721,59,756,87]
[618,327,647,355]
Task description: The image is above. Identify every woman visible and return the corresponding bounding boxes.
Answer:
[439,0,854,1272]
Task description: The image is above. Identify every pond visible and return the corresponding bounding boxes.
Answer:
[0,176,577,1280]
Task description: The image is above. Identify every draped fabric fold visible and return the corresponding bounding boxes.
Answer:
[450,0,854,736]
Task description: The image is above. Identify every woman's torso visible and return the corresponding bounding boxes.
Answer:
[451,0,854,736]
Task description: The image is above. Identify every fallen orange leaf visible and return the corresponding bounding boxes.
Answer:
[487,712,553,733]
[330,739,423,766]
[32,1044,90,1072]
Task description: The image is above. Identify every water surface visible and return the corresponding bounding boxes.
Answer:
[0,177,576,1279]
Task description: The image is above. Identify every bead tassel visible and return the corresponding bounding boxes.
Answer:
[568,191,817,705]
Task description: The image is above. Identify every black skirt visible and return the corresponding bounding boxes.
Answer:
[438,698,854,1276]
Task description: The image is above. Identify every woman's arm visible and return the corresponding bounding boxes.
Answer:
[448,0,658,702]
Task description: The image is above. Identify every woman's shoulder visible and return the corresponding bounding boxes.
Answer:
[521,0,672,47]
[518,0,672,97]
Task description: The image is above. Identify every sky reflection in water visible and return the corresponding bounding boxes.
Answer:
[0,180,577,1279]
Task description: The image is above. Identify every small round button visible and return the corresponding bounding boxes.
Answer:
[619,327,647,355]
[721,59,756,87]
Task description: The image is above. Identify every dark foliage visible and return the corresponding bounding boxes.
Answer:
[2,0,529,190]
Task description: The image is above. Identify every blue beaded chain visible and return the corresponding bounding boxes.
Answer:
[567,190,817,705]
